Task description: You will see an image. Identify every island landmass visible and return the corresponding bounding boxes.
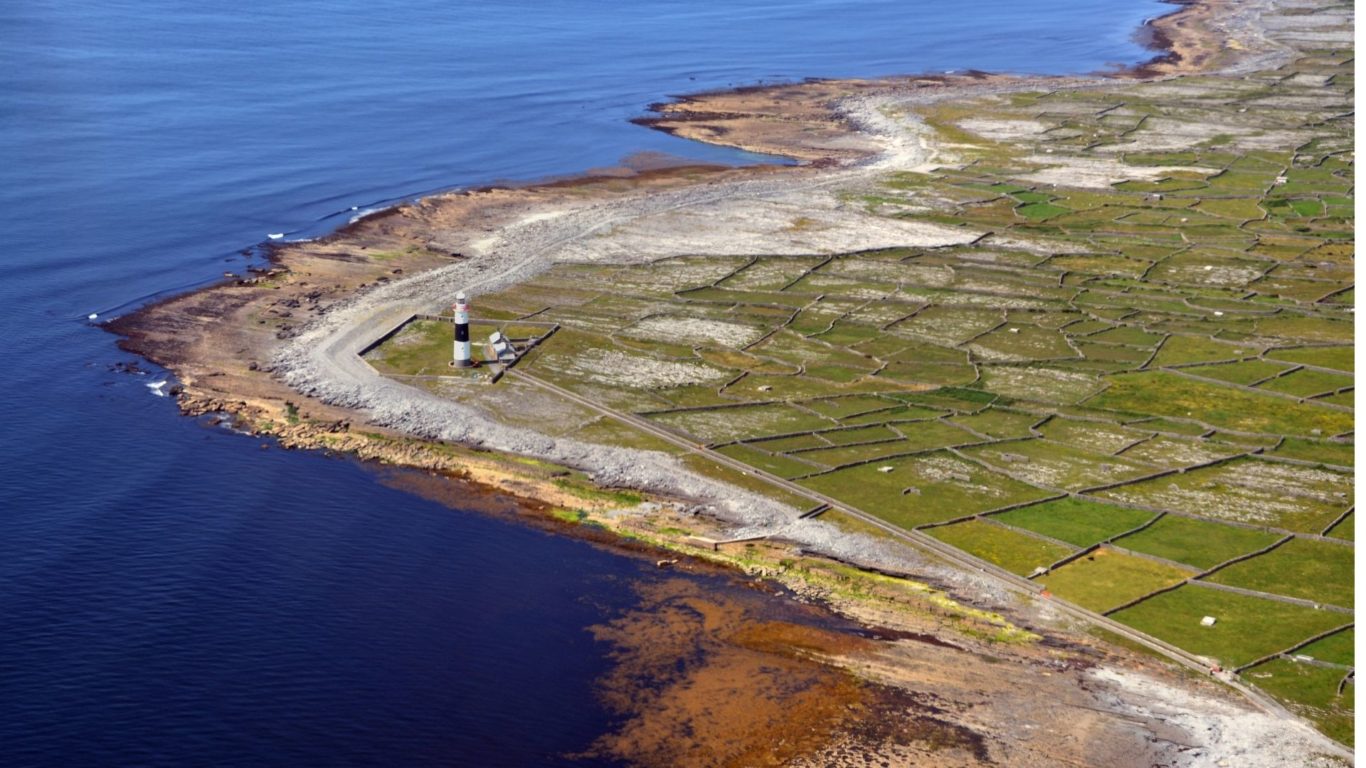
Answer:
[109,0,1355,763]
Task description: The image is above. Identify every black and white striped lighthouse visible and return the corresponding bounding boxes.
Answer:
[452,291,473,368]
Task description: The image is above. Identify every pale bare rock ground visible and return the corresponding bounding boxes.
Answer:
[1090,668,1348,768]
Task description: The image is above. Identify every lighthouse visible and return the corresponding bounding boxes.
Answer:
[453,291,473,368]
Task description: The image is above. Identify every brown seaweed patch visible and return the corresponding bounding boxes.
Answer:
[578,578,869,767]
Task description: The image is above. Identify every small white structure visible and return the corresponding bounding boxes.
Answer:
[877,465,895,474]
[485,331,516,363]
[1200,616,1218,627]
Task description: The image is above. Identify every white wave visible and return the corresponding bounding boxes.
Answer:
[349,206,387,224]
[146,380,168,397]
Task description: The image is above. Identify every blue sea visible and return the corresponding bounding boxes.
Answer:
[1,1,1166,765]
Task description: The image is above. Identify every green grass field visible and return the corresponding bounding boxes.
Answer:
[1111,514,1283,570]
[1109,585,1349,667]
[1268,437,1355,467]
[1150,335,1248,366]
[1204,537,1354,608]
[1266,346,1353,372]
[1184,360,1294,386]
[992,497,1156,547]
[949,407,1040,438]
[715,443,825,479]
[1258,368,1353,398]
[650,403,835,443]
[927,519,1076,576]
[1038,548,1191,613]
[1089,372,1354,437]
[797,421,979,466]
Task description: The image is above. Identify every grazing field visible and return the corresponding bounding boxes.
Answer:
[926,519,1075,576]
[1203,538,1354,608]
[1089,373,1353,437]
[1037,548,1191,613]
[991,497,1155,547]
[1111,515,1283,570]
[360,32,1354,745]
[1109,586,1349,668]
[1268,437,1354,467]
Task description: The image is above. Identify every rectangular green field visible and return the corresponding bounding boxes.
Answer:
[1109,584,1350,667]
[566,417,687,455]
[815,424,902,446]
[1266,345,1353,372]
[800,395,898,419]
[1204,537,1354,608]
[993,498,1157,547]
[979,366,1104,405]
[1089,372,1354,436]
[843,404,950,425]
[1038,548,1191,613]
[795,439,935,468]
[746,433,829,453]
[926,519,1075,576]
[1183,360,1295,385]
[796,422,979,466]
[1111,514,1284,570]
[677,454,814,511]
[800,451,1055,529]
[363,319,469,375]
[1257,368,1353,398]
[1150,335,1250,366]
[949,407,1041,439]
[714,444,826,479]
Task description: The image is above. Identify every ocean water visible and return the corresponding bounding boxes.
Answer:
[1,1,1166,765]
